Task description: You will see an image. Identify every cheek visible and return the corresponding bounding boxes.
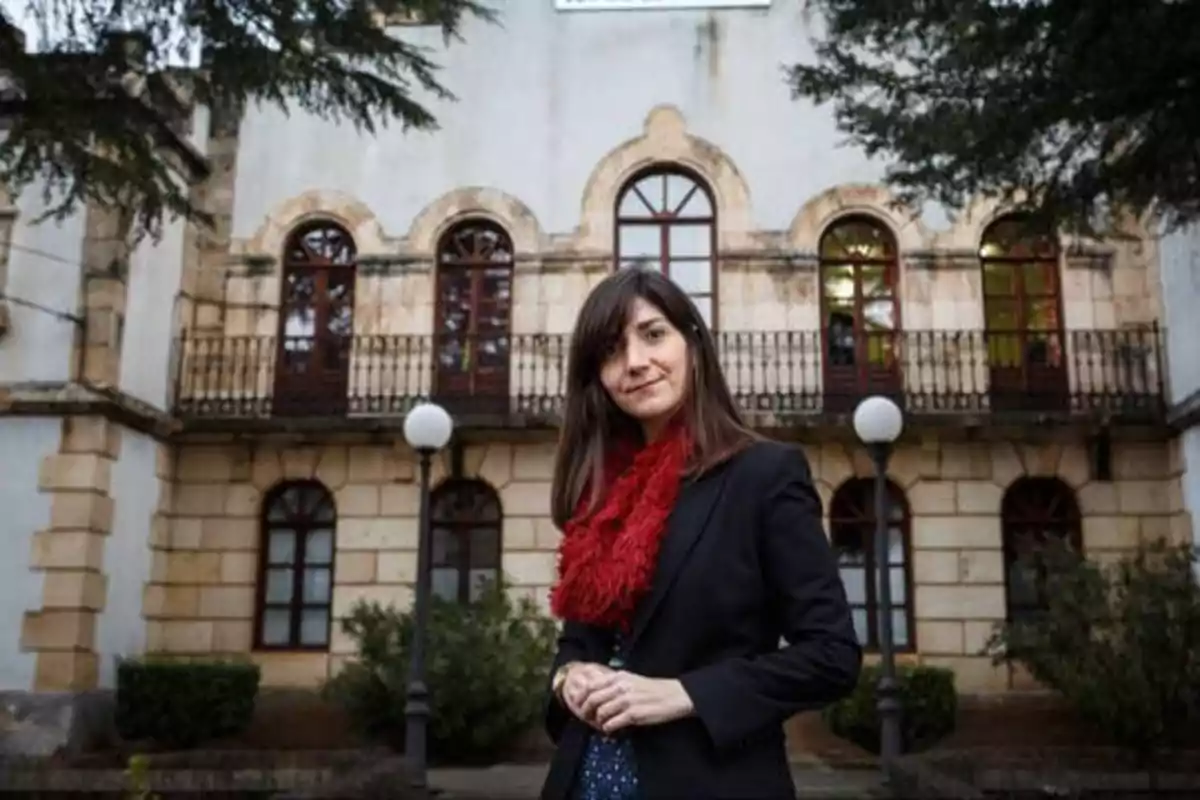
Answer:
[598,362,623,398]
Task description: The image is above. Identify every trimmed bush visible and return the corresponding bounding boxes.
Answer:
[823,662,957,754]
[323,576,557,764]
[985,538,1200,767]
[115,658,261,749]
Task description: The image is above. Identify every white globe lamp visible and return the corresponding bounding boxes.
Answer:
[403,402,453,452]
[852,395,904,445]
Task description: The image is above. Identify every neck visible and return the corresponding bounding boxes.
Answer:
[640,409,683,443]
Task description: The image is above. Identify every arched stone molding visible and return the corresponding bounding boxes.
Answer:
[787,183,928,254]
[576,105,755,252]
[237,189,390,261]
[406,187,545,256]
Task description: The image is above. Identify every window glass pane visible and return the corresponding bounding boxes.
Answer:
[892,609,910,647]
[982,263,1016,296]
[261,609,291,646]
[1028,300,1060,331]
[432,528,460,566]
[674,181,711,217]
[821,265,856,301]
[470,527,500,568]
[1008,563,1039,608]
[432,567,460,602]
[618,225,661,258]
[668,225,711,259]
[303,567,332,603]
[618,187,653,218]
[305,530,333,565]
[313,500,335,523]
[300,608,329,646]
[268,531,296,565]
[691,295,712,328]
[665,175,697,214]
[833,524,866,562]
[1022,261,1056,295]
[862,299,895,332]
[860,265,893,298]
[469,569,497,601]
[887,527,906,563]
[668,259,711,295]
[876,566,906,604]
[851,608,869,645]
[266,568,293,603]
[840,566,866,604]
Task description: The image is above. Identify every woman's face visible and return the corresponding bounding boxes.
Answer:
[599,296,690,439]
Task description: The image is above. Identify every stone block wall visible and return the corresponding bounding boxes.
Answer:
[155,433,1185,695]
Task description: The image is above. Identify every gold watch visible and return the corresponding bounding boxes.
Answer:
[552,661,579,700]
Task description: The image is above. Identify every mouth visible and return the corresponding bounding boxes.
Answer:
[625,377,664,395]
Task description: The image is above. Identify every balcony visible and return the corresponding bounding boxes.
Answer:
[171,328,1165,432]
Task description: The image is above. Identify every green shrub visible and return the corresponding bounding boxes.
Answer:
[823,662,958,754]
[985,538,1200,767]
[323,576,557,764]
[115,658,260,749]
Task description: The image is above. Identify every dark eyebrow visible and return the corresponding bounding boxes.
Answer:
[634,316,666,332]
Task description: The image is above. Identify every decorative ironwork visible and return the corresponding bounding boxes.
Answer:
[173,327,1165,423]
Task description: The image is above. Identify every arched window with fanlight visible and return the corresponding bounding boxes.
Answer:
[255,481,336,651]
[615,167,716,326]
[430,478,503,604]
[980,215,1068,411]
[274,221,357,416]
[1002,477,1082,621]
[434,220,514,415]
[818,216,902,412]
[829,477,914,651]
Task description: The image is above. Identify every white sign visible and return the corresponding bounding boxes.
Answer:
[556,0,771,10]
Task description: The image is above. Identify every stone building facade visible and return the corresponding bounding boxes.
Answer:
[0,0,1187,739]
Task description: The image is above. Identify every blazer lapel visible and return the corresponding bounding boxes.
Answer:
[626,465,733,651]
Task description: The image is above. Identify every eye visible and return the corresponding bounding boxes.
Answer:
[643,326,666,342]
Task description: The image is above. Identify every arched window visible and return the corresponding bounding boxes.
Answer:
[430,479,503,603]
[829,477,913,651]
[274,221,357,416]
[980,215,1067,410]
[615,167,716,326]
[435,220,514,412]
[819,216,902,410]
[256,481,336,650]
[1002,477,1082,621]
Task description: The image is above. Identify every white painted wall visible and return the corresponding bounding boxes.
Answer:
[0,418,59,691]
[0,191,85,383]
[1159,224,1200,560]
[230,2,888,239]
[95,430,156,688]
[119,217,186,409]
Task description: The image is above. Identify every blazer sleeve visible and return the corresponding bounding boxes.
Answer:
[678,445,863,753]
[544,620,599,743]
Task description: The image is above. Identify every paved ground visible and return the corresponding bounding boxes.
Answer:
[429,761,886,798]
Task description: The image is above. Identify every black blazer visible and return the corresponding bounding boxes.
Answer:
[541,440,862,800]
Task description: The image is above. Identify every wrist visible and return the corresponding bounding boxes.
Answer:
[552,661,580,701]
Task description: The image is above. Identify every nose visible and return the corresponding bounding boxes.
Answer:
[624,339,651,375]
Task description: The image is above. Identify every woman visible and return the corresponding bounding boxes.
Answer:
[541,267,862,800]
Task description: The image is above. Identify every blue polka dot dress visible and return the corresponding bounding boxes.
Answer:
[572,638,639,800]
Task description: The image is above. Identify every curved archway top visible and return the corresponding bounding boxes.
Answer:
[941,193,1069,254]
[788,184,928,254]
[577,105,754,251]
[242,189,389,260]
[408,186,545,257]
[430,476,505,520]
[1002,475,1081,519]
[830,476,911,515]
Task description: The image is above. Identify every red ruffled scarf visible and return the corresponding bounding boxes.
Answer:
[550,424,691,632]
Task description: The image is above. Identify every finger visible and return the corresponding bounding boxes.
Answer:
[585,670,622,691]
[594,696,629,725]
[580,684,622,717]
[601,708,639,734]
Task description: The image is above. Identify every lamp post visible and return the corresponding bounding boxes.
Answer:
[852,395,905,775]
[402,401,454,789]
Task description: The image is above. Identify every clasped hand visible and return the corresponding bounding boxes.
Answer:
[560,663,694,735]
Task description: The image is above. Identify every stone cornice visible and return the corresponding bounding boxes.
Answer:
[0,381,178,440]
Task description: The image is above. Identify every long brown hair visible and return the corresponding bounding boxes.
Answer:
[550,267,759,529]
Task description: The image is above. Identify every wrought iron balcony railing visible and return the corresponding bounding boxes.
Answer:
[171,327,1165,424]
